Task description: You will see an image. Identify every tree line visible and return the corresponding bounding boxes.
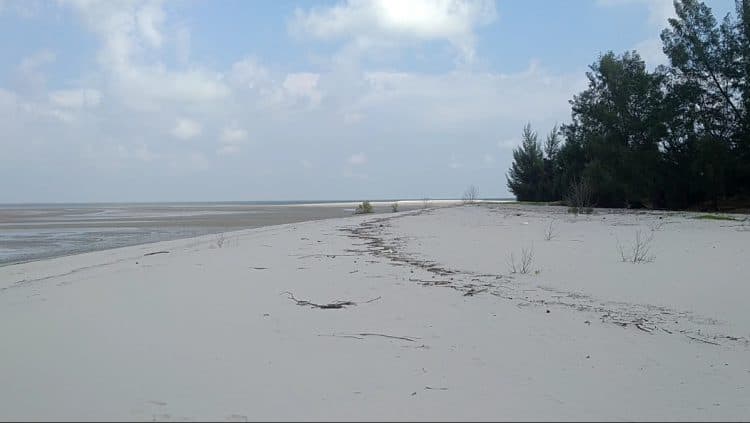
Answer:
[507,0,750,210]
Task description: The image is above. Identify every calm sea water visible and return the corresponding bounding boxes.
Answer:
[0,200,469,266]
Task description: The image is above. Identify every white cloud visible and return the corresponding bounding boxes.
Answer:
[448,153,462,169]
[66,0,229,109]
[216,144,241,156]
[291,0,496,62]
[347,152,367,165]
[136,1,165,48]
[351,62,584,130]
[282,73,322,106]
[49,89,102,108]
[171,117,202,140]
[483,153,495,165]
[217,126,248,155]
[230,58,271,89]
[111,66,229,110]
[635,37,668,68]
[118,143,159,161]
[14,50,56,96]
[221,127,248,143]
[2,2,591,201]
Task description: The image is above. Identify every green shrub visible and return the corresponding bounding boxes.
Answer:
[391,202,399,212]
[567,206,594,215]
[694,214,736,221]
[355,201,374,214]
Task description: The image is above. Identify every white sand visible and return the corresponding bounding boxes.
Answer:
[1,205,748,421]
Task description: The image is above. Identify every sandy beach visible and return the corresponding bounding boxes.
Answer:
[0,201,449,266]
[1,204,749,421]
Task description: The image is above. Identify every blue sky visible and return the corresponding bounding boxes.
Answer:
[0,0,736,202]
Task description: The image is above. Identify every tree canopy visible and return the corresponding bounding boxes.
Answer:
[507,0,750,210]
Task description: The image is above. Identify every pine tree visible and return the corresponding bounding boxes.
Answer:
[507,124,544,201]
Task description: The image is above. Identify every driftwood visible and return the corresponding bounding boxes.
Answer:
[463,287,489,296]
[635,323,653,333]
[409,278,453,286]
[296,254,357,259]
[321,332,417,342]
[354,332,415,342]
[282,292,381,310]
[685,334,721,345]
[143,251,169,256]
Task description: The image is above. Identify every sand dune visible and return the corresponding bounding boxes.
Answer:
[1,204,748,420]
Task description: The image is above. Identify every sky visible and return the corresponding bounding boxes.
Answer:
[0,0,736,203]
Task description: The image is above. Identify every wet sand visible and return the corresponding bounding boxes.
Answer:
[0,201,447,265]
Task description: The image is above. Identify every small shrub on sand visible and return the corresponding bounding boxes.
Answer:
[566,178,594,215]
[617,229,655,263]
[391,202,399,212]
[508,246,535,274]
[355,201,374,215]
[462,185,479,204]
[544,219,557,241]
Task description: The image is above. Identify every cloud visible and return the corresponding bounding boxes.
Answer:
[119,68,229,108]
[217,126,248,155]
[65,0,229,109]
[282,72,322,106]
[171,117,202,140]
[136,1,165,48]
[13,50,56,96]
[49,89,102,108]
[221,127,248,143]
[290,0,497,62]
[1,2,592,201]
[347,152,367,165]
[216,145,241,156]
[448,154,462,169]
[118,143,159,162]
[229,58,271,90]
[635,37,668,68]
[350,62,584,130]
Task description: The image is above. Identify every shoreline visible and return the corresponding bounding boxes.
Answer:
[0,201,477,267]
[1,204,748,420]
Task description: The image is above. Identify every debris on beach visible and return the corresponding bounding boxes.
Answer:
[143,250,170,256]
[282,291,381,309]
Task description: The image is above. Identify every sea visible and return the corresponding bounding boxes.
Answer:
[0,200,475,266]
